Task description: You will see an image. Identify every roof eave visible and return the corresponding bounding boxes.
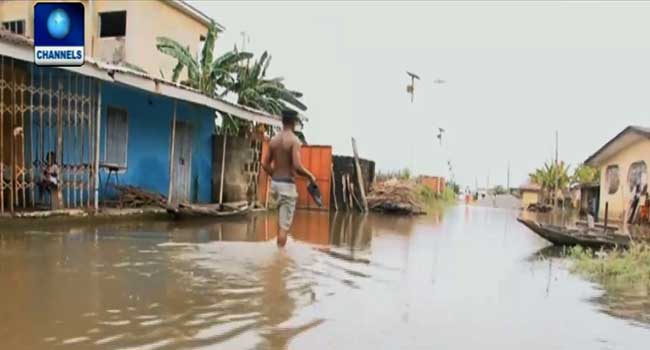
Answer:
[584,126,650,167]
[0,35,281,127]
[168,0,225,30]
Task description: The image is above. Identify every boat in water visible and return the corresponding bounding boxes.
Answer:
[517,217,631,249]
[167,202,250,219]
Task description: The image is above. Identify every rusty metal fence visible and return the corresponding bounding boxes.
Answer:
[0,55,99,214]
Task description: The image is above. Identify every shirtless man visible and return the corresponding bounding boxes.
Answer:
[261,109,316,247]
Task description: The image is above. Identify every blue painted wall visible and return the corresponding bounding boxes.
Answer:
[99,83,214,203]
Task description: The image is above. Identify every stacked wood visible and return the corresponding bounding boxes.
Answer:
[366,179,425,215]
[114,185,167,208]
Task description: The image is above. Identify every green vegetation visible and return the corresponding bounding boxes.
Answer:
[568,244,650,288]
[572,164,600,185]
[493,185,508,195]
[529,160,571,204]
[527,161,600,207]
[228,51,307,115]
[446,180,461,194]
[156,22,253,96]
[156,21,307,135]
[415,184,456,212]
[376,168,412,182]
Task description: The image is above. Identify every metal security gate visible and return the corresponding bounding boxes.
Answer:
[0,56,99,214]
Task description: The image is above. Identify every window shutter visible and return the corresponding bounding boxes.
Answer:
[106,107,128,167]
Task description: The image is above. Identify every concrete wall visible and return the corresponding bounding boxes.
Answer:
[99,83,214,203]
[212,135,262,204]
[0,0,31,35]
[0,0,209,77]
[596,139,650,221]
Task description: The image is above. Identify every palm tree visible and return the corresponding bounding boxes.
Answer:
[529,161,571,205]
[156,21,253,97]
[572,164,599,185]
[228,51,307,115]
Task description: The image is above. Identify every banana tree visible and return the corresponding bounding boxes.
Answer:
[156,21,253,132]
[228,51,307,115]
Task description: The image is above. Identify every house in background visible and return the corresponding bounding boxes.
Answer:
[0,0,216,77]
[519,182,541,207]
[584,126,650,221]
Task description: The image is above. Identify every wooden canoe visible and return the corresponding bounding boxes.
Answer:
[517,217,630,249]
[167,202,250,219]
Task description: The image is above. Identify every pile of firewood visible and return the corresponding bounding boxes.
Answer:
[114,185,167,208]
[366,179,425,215]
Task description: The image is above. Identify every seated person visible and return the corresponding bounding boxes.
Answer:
[38,152,58,202]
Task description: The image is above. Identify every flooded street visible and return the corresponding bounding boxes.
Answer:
[1,206,650,349]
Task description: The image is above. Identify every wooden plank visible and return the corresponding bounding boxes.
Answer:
[341,174,347,209]
[351,137,368,212]
[167,101,177,206]
[331,165,338,211]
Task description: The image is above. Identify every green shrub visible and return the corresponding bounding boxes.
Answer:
[568,244,650,287]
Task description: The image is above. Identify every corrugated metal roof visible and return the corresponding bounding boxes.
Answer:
[0,29,282,126]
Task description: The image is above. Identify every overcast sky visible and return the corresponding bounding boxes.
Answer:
[189,1,650,188]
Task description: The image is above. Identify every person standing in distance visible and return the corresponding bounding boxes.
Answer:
[261,109,316,247]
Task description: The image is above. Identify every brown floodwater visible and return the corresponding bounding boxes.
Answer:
[1,206,649,349]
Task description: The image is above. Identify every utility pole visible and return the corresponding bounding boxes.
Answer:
[406,71,420,103]
[507,161,510,192]
[555,130,559,164]
[554,130,559,207]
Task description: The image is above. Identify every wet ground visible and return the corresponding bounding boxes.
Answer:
[1,206,649,349]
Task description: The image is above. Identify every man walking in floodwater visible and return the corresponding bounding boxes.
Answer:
[262,109,316,247]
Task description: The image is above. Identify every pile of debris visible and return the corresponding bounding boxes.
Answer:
[114,185,167,208]
[366,179,425,215]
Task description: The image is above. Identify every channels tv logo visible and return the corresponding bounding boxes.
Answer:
[34,2,85,66]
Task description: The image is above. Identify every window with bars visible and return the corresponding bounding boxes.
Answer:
[105,106,128,167]
[2,20,25,35]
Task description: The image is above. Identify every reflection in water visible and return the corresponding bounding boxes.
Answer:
[1,207,650,349]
